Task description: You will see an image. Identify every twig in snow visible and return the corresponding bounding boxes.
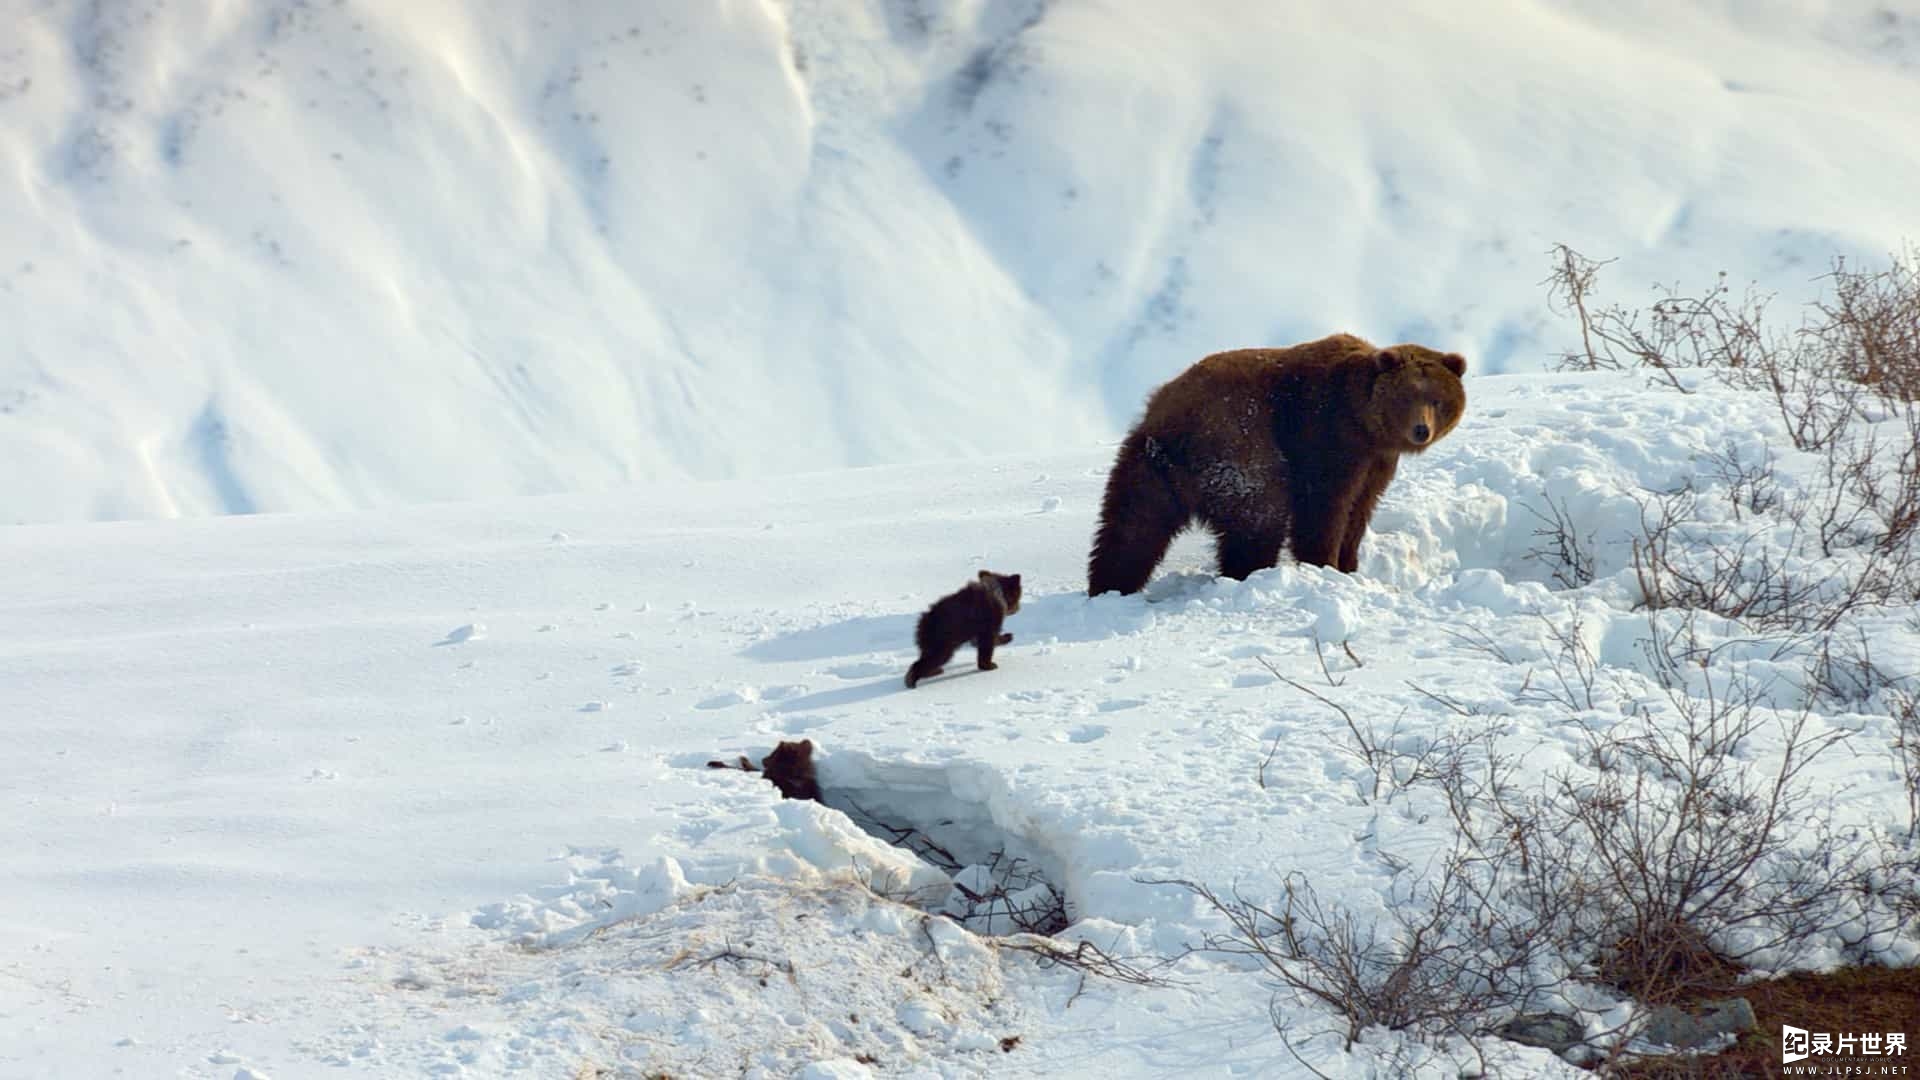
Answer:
[1310,632,1347,687]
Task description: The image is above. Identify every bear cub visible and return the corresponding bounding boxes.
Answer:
[905,571,1022,688]
[707,738,821,802]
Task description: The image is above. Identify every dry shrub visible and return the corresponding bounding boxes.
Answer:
[1546,244,1920,623]
[1181,249,1920,1064]
[1153,860,1546,1050]
[1544,243,1920,445]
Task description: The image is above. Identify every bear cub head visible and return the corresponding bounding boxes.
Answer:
[760,738,820,802]
[1367,346,1467,453]
[979,570,1022,613]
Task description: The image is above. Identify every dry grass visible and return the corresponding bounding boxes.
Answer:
[1608,964,1920,1078]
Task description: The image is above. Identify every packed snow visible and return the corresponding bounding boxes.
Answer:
[4,367,1918,1077]
[5,0,1920,523]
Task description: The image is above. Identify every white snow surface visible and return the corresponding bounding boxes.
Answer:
[5,1,1920,523]
[5,369,1919,1078]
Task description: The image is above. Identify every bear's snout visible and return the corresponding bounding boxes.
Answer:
[1412,422,1432,444]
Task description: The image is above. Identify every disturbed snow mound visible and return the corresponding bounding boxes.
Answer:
[369,873,1026,1077]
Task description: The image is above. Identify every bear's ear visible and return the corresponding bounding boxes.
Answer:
[1008,574,1021,588]
[978,570,993,583]
[1442,353,1467,377]
[797,739,813,752]
[1372,349,1403,372]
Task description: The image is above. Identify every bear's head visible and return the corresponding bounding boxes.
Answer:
[764,738,813,772]
[1367,346,1467,453]
[979,570,1023,614]
[760,738,820,801]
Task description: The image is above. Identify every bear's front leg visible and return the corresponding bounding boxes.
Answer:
[1290,472,1365,570]
[975,628,1001,670]
[1289,519,1342,569]
[1216,530,1288,580]
[1335,458,1400,573]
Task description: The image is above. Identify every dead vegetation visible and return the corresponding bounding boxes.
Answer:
[1149,861,1545,1051]
[1190,246,1920,1071]
[1537,244,1920,635]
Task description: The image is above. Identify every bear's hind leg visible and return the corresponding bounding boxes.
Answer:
[1088,435,1188,595]
[906,639,960,688]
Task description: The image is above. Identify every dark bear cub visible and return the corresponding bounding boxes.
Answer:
[905,571,1022,688]
[707,738,821,801]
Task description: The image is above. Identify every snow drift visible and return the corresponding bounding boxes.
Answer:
[4,0,1920,524]
[5,365,1919,1076]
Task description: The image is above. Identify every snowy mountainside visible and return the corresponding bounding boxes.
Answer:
[4,369,1918,1077]
[5,0,1920,523]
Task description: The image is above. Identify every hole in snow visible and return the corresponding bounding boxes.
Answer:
[817,754,1073,939]
[689,746,1076,938]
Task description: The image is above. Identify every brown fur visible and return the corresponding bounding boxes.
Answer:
[1088,333,1467,595]
[905,571,1023,688]
[706,738,821,801]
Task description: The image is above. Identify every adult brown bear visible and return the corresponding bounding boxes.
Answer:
[1087,334,1467,595]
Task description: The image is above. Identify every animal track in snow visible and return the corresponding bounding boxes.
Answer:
[695,687,758,709]
[697,683,802,708]
[434,622,484,646]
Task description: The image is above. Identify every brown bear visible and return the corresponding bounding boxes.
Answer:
[1087,334,1466,595]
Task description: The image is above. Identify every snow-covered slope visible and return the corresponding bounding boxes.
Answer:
[4,369,1916,1078]
[5,1,1920,524]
